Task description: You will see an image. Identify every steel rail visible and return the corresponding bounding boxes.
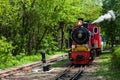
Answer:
[70,69,83,80]
[53,64,73,80]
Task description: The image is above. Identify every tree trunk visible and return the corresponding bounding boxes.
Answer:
[35,27,48,53]
[61,27,64,50]
[27,34,31,55]
[20,1,26,52]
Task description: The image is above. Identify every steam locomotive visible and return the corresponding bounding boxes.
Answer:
[68,18,101,65]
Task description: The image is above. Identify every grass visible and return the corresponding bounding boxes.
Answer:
[51,59,69,67]
[94,51,120,80]
[0,51,67,69]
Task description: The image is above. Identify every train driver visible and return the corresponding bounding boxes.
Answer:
[77,18,83,26]
[74,18,84,29]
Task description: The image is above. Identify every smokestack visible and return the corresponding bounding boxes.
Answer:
[92,10,116,24]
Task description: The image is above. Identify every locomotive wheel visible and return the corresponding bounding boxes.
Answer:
[90,49,95,60]
[96,49,101,56]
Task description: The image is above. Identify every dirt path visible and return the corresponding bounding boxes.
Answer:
[78,57,106,80]
[2,56,107,80]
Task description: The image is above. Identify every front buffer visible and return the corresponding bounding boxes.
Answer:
[70,51,93,65]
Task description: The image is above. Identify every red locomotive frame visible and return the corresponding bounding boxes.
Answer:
[69,24,101,65]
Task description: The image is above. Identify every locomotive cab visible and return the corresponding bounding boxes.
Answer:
[88,24,101,56]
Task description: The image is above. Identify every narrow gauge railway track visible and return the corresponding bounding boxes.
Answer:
[52,64,73,80]
[70,67,84,80]
[52,65,85,80]
[0,54,68,79]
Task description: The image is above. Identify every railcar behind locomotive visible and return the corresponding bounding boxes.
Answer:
[69,18,102,65]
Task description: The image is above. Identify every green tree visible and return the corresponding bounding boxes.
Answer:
[102,0,120,47]
[0,0,102,55]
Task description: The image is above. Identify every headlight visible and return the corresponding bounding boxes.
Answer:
[85,44,89,48]
[72,45,75,49]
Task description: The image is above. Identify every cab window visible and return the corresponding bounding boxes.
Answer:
[94,27,98,34]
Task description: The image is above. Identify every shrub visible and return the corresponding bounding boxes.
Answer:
[111,47,120,70]
[41,34,59,54]
[0,36,14,68]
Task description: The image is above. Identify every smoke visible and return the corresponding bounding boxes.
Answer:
[92,10,116,24]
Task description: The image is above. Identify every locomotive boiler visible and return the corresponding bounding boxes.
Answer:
[69,19,101,65]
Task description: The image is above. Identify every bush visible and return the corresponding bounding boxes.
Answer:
[41,34,59,55]
[0,36,14,68]
[111,47,120,70]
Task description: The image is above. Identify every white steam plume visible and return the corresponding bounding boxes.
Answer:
[92,10,116,24]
